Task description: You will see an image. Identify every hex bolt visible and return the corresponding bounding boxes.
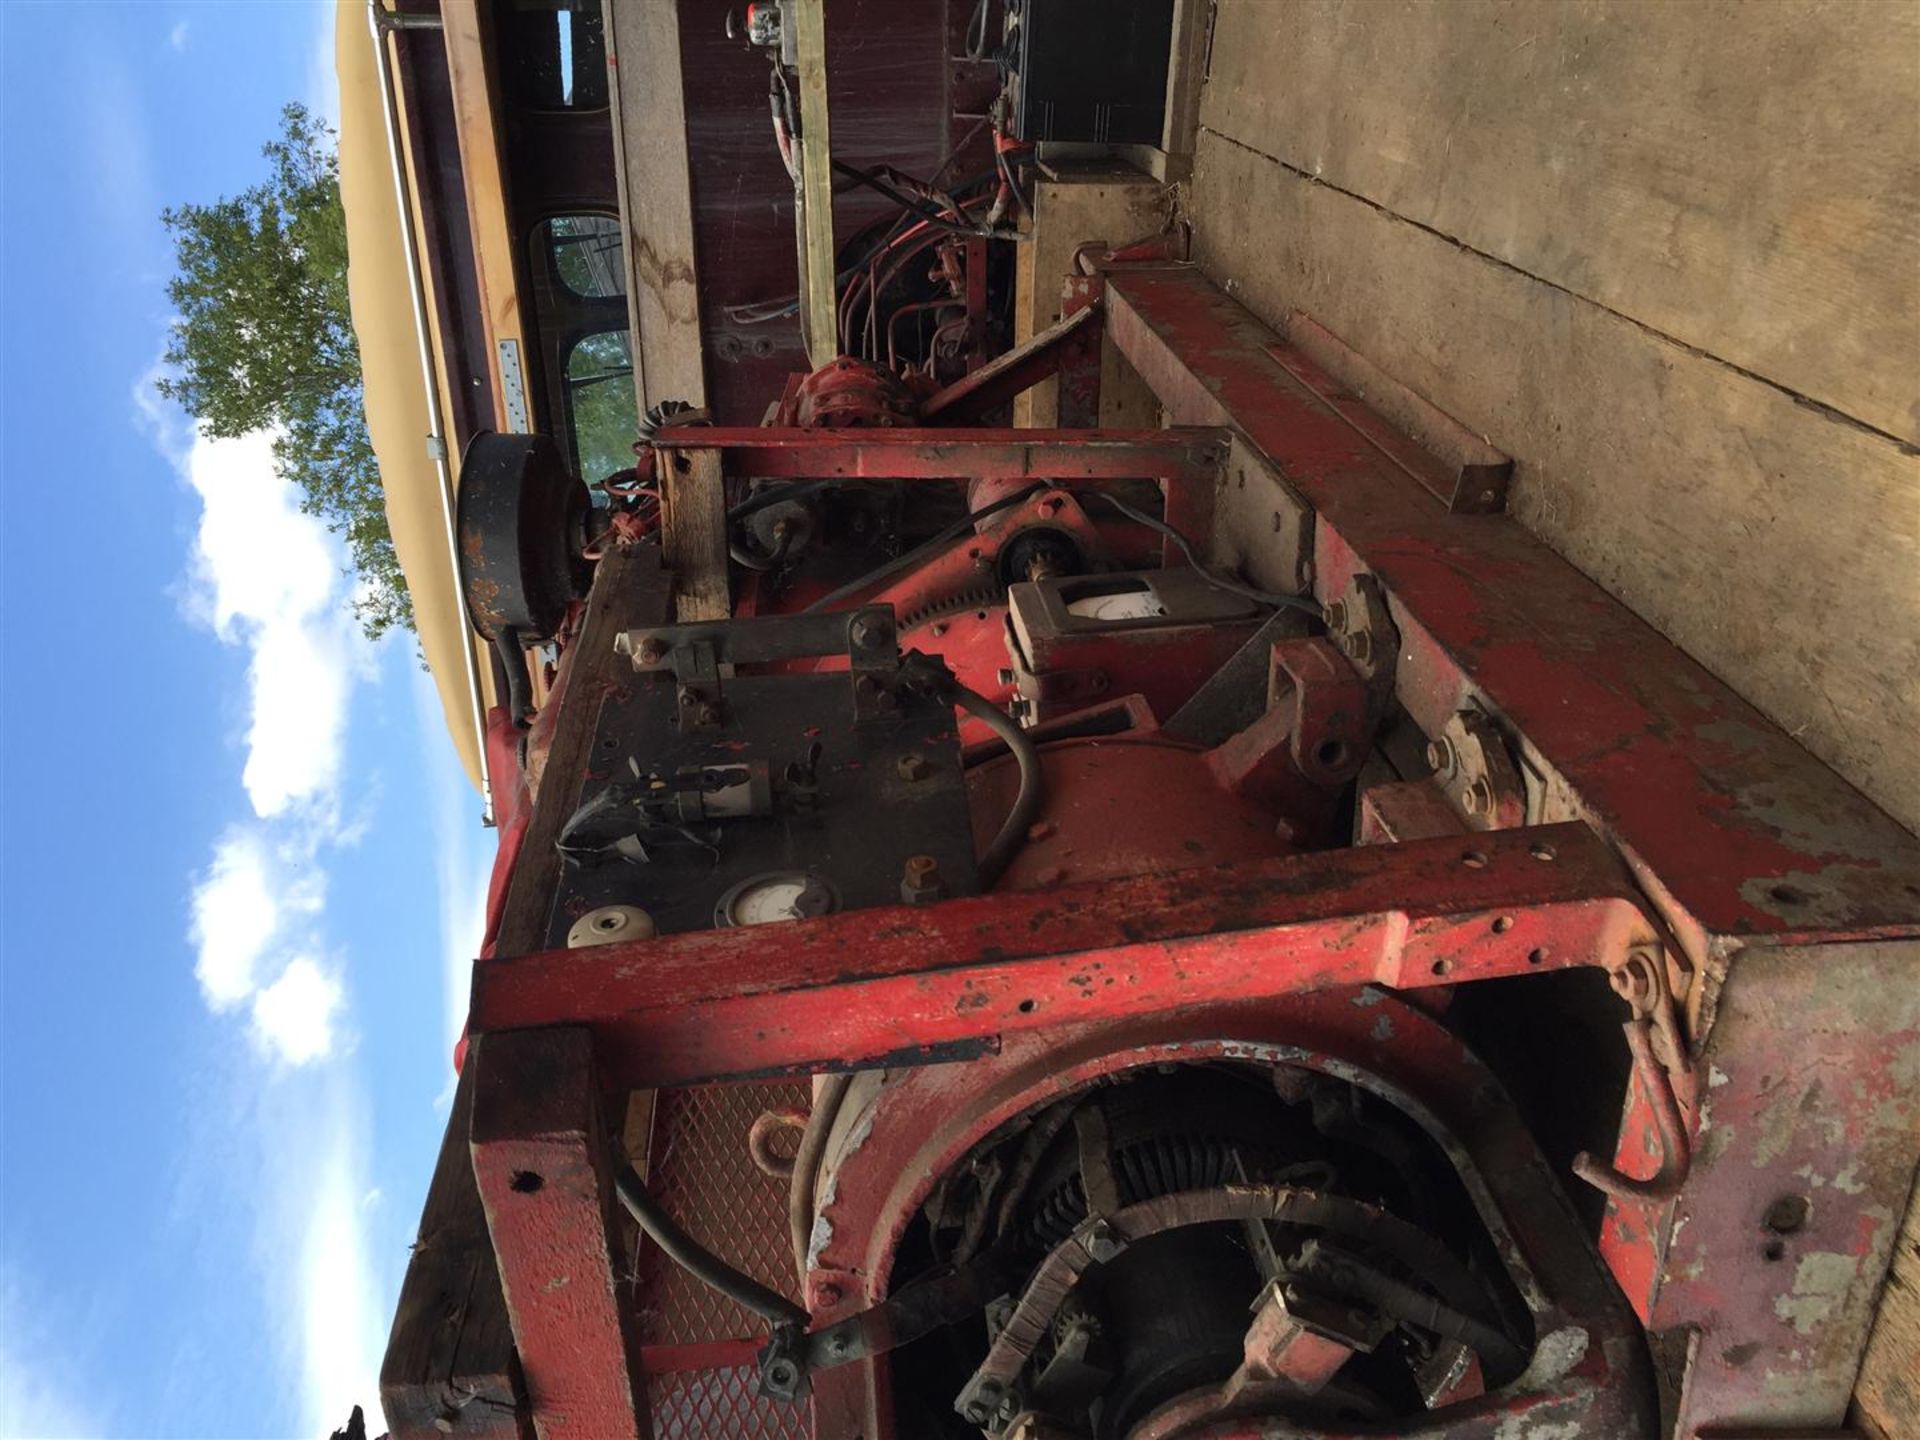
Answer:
[637,638,665,665]
[1324,598,1350,633]
[1426,737,1456,775]
[1462,777,1493,816]
[1345,629,1374,665]
[1083,1219,1124,1264]
[901,855,945,905]
[816,1282,844,1307]
[849,616,883,650]
[895,753,931,782]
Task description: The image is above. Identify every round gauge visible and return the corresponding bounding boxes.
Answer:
[714,871,840,928]
[1067,586,1168,622]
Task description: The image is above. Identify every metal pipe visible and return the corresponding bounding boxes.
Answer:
[366,0,493,821]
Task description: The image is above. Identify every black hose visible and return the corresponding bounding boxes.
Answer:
[614,1163,809,1328]
[1082,490,1323,618]
[788,1072,855,1285]
[951,682,1043,889]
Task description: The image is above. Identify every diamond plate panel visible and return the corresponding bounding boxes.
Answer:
[636,1081,808,1348]
[645,1364,815,1440]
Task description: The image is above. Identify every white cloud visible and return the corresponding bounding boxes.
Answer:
[190,830,284,1009]
[0,1276,106,1440]
[167,19,190,52]
[296,1142,384,1436]
[179,429,361,820]
[251,956,346,1066]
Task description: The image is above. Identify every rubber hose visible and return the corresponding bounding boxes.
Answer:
[952,683,1043,890]
[614,1163,809,1328]
[788,1071,855,1287]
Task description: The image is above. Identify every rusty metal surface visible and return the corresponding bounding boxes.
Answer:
[468,1028,645,1440]
[1637,941,1920,1436]
[1102,266,1920,946]
[468,823,1662,1089]
[807,990,1657,1438]
[650,425,1229,483]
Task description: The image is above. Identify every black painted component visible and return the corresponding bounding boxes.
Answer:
[1005,0,1175,146]
[544,611,980,943]
[456,430,591,641]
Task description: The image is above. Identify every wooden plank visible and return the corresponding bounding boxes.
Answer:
[1855,1173,1920,1439]
[1201,0,1920,445]
[440,2,532,431]
[1187,126,1920,837]
[495,545,670,957]
[790,0,840,368]
[659,448,730,623]
[1013,162,1168,428]
[602,0,707,409]
[380,1063,527,1440]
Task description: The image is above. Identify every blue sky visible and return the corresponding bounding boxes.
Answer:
[1,5,494,1437]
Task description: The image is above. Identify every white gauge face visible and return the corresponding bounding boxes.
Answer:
[731,877,812,925]
[1067,587,1168,622]
[717,872,838,927]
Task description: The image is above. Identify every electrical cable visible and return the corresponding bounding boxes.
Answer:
[799,482,1045,614]
[829,159,1013,239]
[788,1072,855,1285]
[615,1162,810,1329]
[1082,490,1324,618]
[949,681,1044,889]
[964,0,992,60]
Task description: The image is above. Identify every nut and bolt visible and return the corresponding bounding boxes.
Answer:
[1461,777,1494,816]
[1426,737,1456,775]
[1324,598,1350,633]
[816,1282,844,1307]
[1083,1219,1124,1263]
[849,616,884,650]
[895,753,931,782]
[637,638,665,665]
[1343,628,1374,665]
[901,855,945,905]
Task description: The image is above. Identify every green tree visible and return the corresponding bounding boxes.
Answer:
[159,103,410,638]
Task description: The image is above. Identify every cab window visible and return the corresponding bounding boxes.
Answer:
[565,330,637,484]
[540,215,625,300]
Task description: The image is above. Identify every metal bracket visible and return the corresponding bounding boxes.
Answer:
[616,606,907,727]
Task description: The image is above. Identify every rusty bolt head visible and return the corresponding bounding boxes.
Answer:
[901,855,944,905]
[816,1282,844,1307]
[637,638,665,665]
[1083,1220,1124,1264]
[1611,959,1655,1005]
[895,753,931,782]
[1426,737,1456,775]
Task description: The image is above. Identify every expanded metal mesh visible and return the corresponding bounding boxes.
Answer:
[638,1080,815,1439]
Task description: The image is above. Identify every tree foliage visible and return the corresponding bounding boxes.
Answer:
[159,104,410,638]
